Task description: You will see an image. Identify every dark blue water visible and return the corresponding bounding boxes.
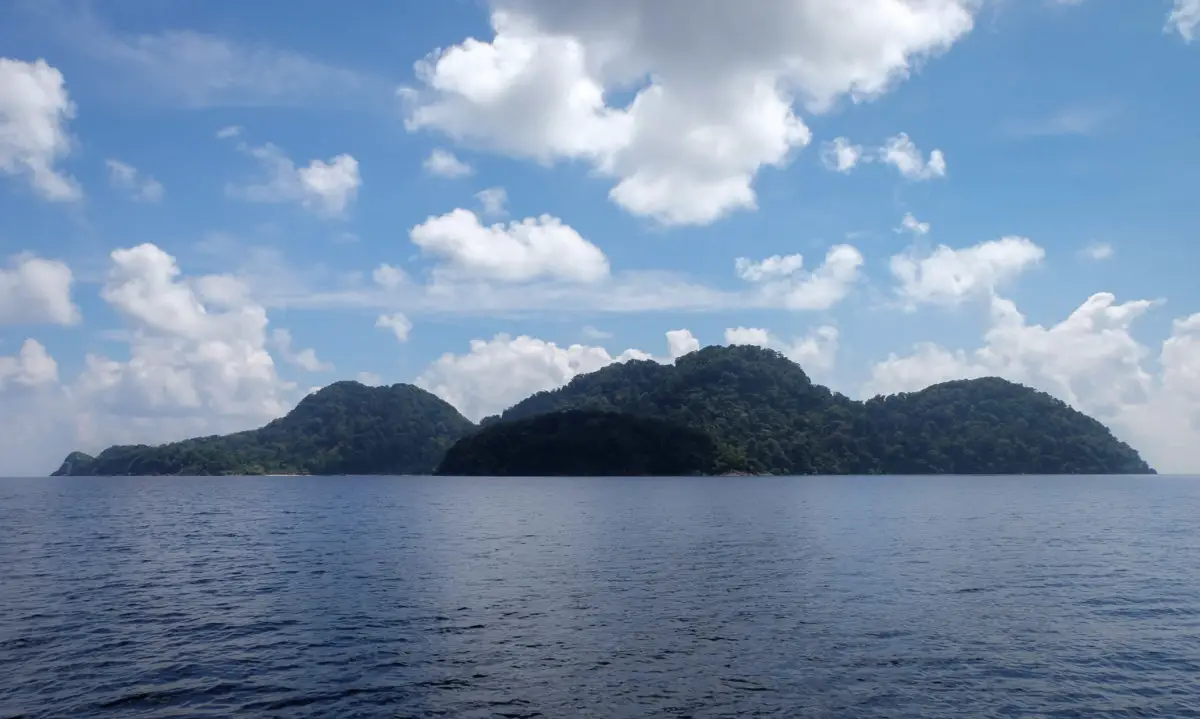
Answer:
[3,476,1200,718]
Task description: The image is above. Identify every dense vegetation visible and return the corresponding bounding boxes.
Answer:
[53,346,1154,477]
[489,345,1154,475]
[52,382,474,476]
[436,410,730,476]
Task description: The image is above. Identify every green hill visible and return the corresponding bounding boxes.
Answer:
[52,346,1155,477]
[51,382,474,476]
[488,345,1153,476]
[437,409,730,476]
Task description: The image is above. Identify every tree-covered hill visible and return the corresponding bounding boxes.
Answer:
[436,410,731,476]
[51,382,474,476]
[52,346,1155,477]
[490,345,1154,476]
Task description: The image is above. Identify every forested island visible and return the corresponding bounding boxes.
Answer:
[53,382,473,477]
[53,345,1155,477]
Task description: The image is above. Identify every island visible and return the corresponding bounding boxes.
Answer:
[53,345,1155,477]
[53,382,474,476]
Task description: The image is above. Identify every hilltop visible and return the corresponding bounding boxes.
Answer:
[52,382,473,476]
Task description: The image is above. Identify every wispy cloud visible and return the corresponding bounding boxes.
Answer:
[16,0,393,110]
[1005,105,1116,138]
[1080,241,1115,261]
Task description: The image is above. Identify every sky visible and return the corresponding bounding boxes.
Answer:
[1,0,1199,476]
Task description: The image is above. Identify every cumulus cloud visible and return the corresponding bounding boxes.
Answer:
[410,208,610,283]
[878,133,946,180]
[75,243,293,427]
[0,344,71,476]
[415,328,698,421]
[0,254,80,326]
[423,148,474,178]
[820,137,864,173]
[725,324,839,374]
[0,57,81,201]
[106,159,164,202]
[376,312,412,342]
[0,244,310,475]
[890,236,1045,309]
[228,141,360,217]
[863,292,1200,473]
[404,0,975,225]
[666,328,700,360]
[736,245,865,311]
[1168,0,1200,40]
[0,339,59,390]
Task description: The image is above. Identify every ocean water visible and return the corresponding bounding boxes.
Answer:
[2,475,1199,718]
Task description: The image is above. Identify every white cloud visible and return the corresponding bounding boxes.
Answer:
[376,312,412,342]
[229,142,361,217]
[820,137,864,173]
[879,133,947,180]
[216,125,243,139]
[106,159,164,202]
[862,292,1200,473]
[863,342,988,398]
[270,328,333,372]
[416,334,625,421]
[410,208,610,283]
[890,236,1045,309]
[405,0,975,225]
[1168,0,1200,40]
[725,325,839,374]
[0,254,80,326]
[415,329,697,421]
[423,148,474,178]
[581,325,613,340]
[1080,241,1114,261]
[51,8,384,110]
[0,57,81,201]
[736,245,865,311]
[476,186,508,216]
[1005,106,1112,138]
[0,339,59,390]
[372,264,409,290]
[666,328,700,360]
[76,243,293,426]
[0,342,72,476]
[0,243,312,475]
[735,254,806,282]
[897,212,931,236]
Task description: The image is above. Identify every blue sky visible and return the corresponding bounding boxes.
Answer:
[1,0,1198,475]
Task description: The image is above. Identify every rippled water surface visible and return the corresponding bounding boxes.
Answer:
[3,475,1200,717]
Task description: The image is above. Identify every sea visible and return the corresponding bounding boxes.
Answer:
[2,475,1199,718]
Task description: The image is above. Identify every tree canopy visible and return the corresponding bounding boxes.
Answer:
[489,345,1154,476]
[437,409,730,476]
[51,382,474,476]
[53,346,1154,477]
